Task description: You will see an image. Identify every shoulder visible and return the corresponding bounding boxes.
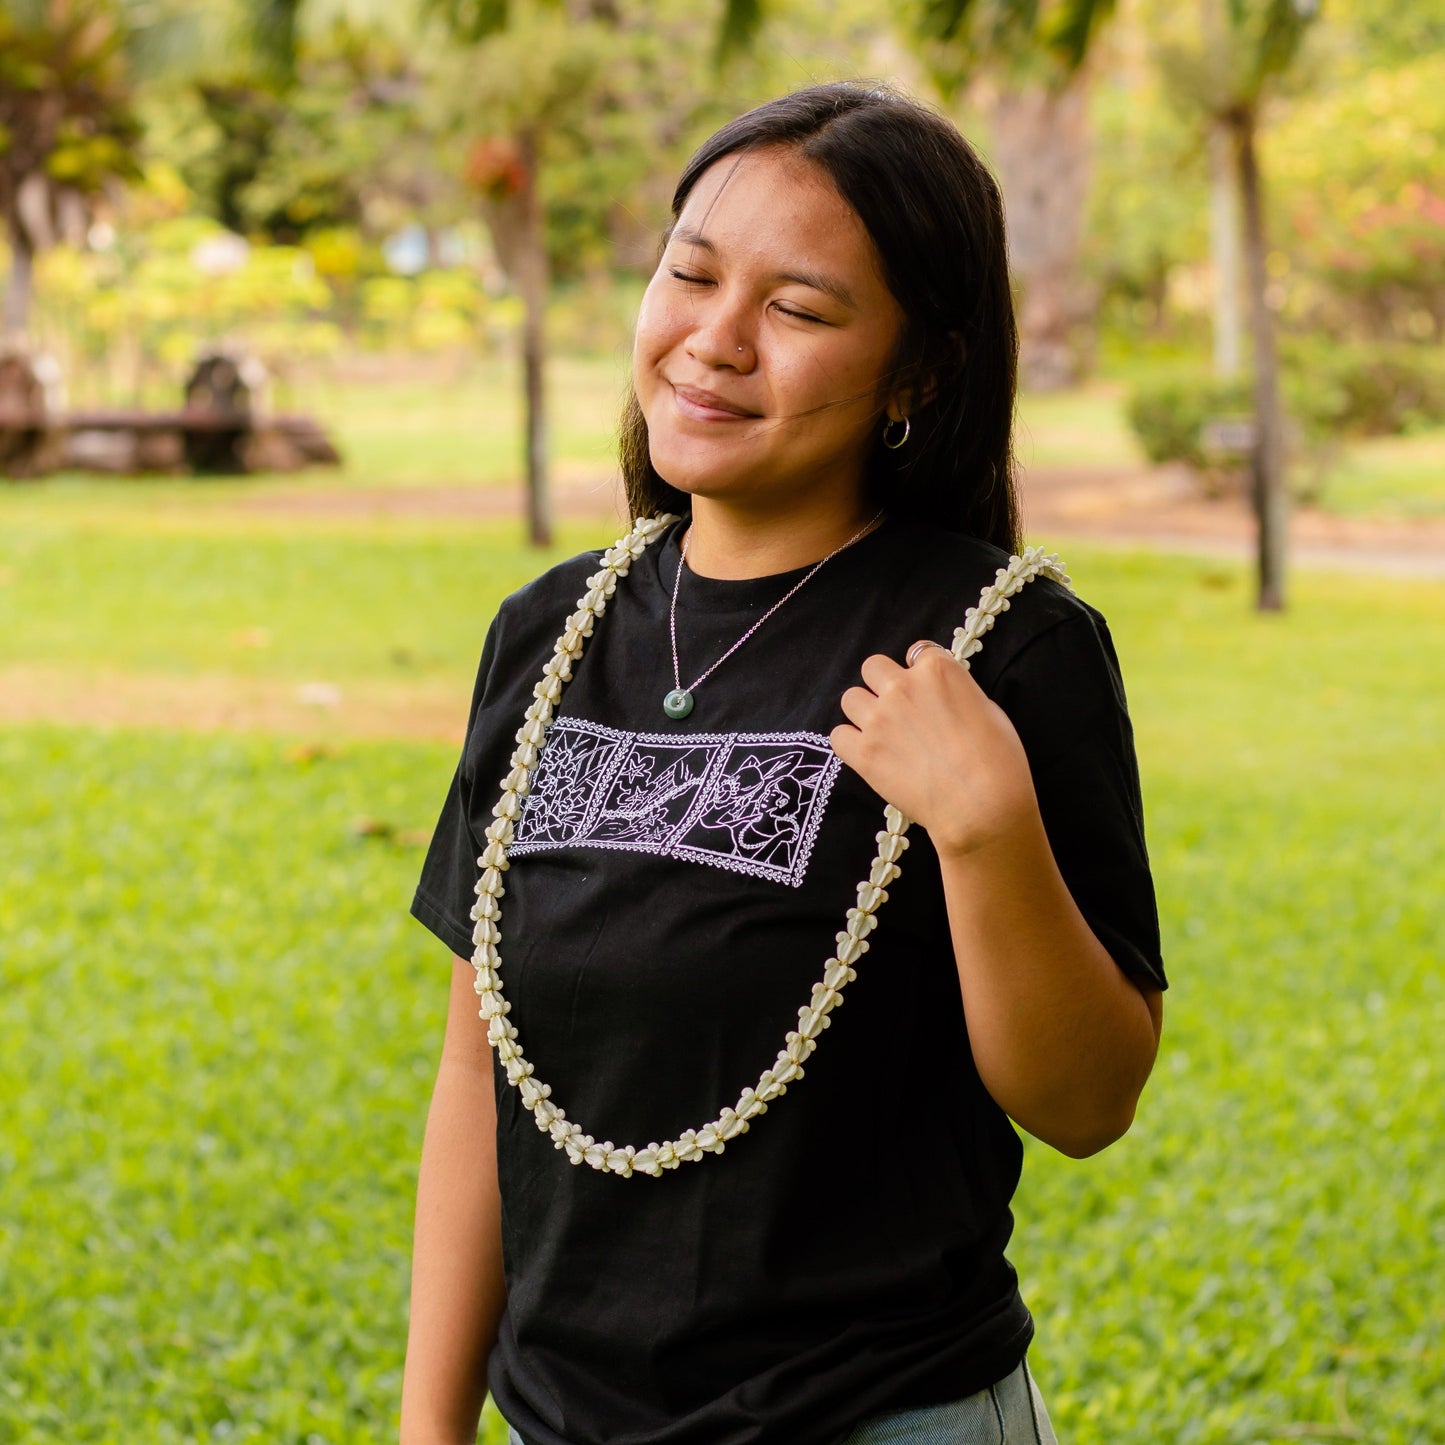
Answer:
[878,520,1102,683]
[491,547,606,655]
[456,547,604,740]
[498,546,606,619]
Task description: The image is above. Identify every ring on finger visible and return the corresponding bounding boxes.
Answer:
[906,640,947,667]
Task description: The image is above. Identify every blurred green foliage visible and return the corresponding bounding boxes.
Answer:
[42,215,335,366]
[0,3,144,196]
[8,0,1439,440]
[27,213,506,404]
[1279,338,1445,438]
[1127,343,1445,491]
[1088,13,1445,356]
[1330,0,1445,67]
[1086,66,1210,343]
[1126,374,1254,475]
[1268,52,1445,345]
[0,0,144,338]
[1101,24,1445,492]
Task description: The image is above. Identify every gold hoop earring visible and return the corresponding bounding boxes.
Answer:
[882,416,911,450]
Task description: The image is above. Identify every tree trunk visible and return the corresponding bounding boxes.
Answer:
[521,301,551,547]
[3,227,35,340]
[1201,0,1242,378]
[515,129,551,549]
[480,131,553,548]
[983,73,1096,392]
[1208,121,1243,378]
[1231,110,1287,613]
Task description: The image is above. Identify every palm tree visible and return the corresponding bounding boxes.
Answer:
[912,0,1318,610]
[912,1,1115,391]
[424,1,625,547]
[1157,0,1320,611]
[0,0,144,338]
[424,0,749,548]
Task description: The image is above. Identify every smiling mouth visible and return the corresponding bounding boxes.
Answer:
[670,384,760,421]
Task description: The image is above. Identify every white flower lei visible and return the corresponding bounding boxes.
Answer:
[469,512,1071,1178]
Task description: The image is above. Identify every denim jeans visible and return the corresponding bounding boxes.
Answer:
[504,1358,1058,1445]
[840,1359,1058,1444]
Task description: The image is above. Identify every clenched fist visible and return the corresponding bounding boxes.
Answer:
[830,641,1040,858]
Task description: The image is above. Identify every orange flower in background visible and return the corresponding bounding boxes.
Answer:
[463,137,528,200]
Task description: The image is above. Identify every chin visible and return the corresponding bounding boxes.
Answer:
[648,437,762,501]
[652,470,743,505]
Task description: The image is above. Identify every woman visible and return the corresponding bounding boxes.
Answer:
[401,82,1166,1445]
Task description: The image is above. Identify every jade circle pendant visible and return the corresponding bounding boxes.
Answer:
[662,688,695,719]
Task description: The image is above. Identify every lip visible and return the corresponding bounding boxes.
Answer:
[670,382,760,421]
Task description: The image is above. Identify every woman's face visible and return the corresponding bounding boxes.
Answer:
[632,146,906,514]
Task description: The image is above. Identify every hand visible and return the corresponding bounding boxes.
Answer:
[830,641,1040,857]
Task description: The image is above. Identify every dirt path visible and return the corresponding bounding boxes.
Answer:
[0,665,468,745]
[238,463,1445,577]
[1017,463,1445,578]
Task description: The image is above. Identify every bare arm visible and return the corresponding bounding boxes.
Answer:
[935,812,1163,1155]
[399,957,507,1445]
[833,644,1164,1158]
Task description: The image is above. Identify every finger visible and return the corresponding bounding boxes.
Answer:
[905,639,949,668]
[901,638,988,709]
[829,721,860,765]
[838,684,878,728]
[859,651,905,693]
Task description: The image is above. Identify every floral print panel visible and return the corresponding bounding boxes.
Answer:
[511,718,843,888]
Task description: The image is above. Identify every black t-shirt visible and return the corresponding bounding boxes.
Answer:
[412,516,1166,1445]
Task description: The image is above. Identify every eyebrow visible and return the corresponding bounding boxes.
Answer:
[670,226,858,311]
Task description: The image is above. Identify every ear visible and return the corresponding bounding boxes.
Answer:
[885,374,939,424]
[885,333,965,422]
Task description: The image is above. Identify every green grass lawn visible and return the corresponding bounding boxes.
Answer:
[2,492,1442,1442]
[1312,430,1445,519]
[0,727,458,1445]
[0,514,604,684]
[1015,384,1146,471]
[1016,552,1444,1444]
[296,356,631,491]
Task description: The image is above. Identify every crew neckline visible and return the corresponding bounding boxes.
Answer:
[651,515,895,615]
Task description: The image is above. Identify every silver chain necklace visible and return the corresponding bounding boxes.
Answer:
[662,510,885,719]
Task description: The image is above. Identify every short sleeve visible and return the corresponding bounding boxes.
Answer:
[410,616,502,962]
[991,605,1167,991]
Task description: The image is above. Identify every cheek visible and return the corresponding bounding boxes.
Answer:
[773,340,886,421]
[632,283,680,375]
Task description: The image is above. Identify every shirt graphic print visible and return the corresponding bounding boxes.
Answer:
[510,717,844,887]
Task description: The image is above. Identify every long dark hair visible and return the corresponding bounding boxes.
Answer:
[619,81,1021,553]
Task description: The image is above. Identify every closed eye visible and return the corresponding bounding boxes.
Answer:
[668,266,827,323]
[773,303,826,324]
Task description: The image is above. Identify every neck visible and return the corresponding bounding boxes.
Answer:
[682,496,882,580]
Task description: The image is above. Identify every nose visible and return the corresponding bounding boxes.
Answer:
[685,293,754,370]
